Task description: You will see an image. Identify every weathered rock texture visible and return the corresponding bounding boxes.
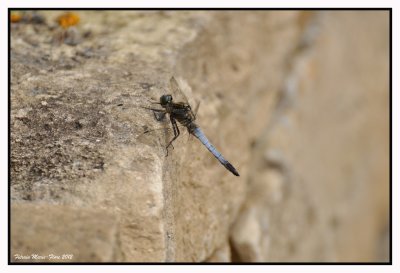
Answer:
[10,10,389,262]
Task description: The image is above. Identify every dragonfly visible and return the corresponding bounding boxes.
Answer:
[142,77,240,177]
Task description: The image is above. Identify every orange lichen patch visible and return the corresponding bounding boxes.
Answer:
[57,12,80,28]
[10,12,23,23]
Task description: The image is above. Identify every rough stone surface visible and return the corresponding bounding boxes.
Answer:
[230,11,389,262]
[11,203,119,262]
[10,10,389,262]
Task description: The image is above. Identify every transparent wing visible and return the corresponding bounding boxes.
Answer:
[169,76,201,117]
[169,76,190,105]
[137,121,193,156]
[136,113,192,148]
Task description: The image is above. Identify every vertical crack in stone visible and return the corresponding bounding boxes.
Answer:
[161,157,176,262]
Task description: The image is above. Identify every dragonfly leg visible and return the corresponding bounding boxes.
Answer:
[165,117,180,157]
[167,120,177,155]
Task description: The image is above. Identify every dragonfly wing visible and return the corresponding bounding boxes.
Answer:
[169,76,191,105]
[137,121,189,142]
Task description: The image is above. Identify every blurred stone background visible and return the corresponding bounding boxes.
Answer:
[10,10,389,262]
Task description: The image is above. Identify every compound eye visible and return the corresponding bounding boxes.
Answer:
[160,94,172,105]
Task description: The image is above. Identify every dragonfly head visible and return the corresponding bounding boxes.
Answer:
[160,94,173,106]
